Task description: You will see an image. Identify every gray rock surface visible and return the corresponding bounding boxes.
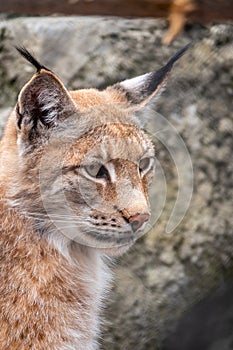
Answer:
[163,281,233,350]
[0,16,233,349]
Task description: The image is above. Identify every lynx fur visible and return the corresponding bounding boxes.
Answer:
[0,45,189,349]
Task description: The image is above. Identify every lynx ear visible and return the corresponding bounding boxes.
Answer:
[16,48,76,139]
[109,44,190,109]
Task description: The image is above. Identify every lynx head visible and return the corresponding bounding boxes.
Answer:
[8,45,189,256]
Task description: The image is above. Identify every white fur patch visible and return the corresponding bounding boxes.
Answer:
[105,162,116,183]
[120,72,151,90]
[38,90,60,123]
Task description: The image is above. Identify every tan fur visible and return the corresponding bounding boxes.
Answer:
[0,193,105,350]
[70,88,127,108]
[0,85,153,350]
[0,47,184,349]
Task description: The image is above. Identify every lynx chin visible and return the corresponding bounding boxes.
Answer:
[0,44,189,349]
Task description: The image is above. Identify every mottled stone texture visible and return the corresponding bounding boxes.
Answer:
[0,16,233,350]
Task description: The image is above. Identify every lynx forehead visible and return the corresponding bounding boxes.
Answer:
[0,45,189,349]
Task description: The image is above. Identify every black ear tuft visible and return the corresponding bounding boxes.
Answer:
[143,42,191,98]
[15,46,49,72]
[163,43,191,71]
[109,43,191,109]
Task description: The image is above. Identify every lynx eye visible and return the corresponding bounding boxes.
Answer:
[84,163,110,180]
[139,157,152,174]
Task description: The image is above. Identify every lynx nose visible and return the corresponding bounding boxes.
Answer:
[129,213,150,232]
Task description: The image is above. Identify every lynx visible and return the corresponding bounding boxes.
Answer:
[0,44,189,349]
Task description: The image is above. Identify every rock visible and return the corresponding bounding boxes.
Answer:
[0,17,169,109]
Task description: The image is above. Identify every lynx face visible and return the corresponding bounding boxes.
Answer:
[61,122,155,253]
[6,46,189,256]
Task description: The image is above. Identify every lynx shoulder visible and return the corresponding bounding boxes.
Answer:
[0,45,189,349]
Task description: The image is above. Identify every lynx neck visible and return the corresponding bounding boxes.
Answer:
[0,198,110,350]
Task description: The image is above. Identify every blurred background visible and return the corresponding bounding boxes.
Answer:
[0,1,233,349]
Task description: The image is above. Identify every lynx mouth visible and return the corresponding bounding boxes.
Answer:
[84,228,141,248]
